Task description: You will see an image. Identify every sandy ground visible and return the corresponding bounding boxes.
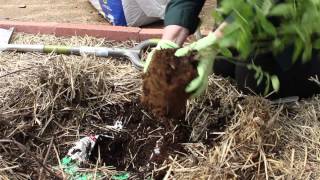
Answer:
[0,0,106,23]
[0,0,216,30]
[200,0,216,30]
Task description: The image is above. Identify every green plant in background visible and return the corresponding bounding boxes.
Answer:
[211,0,320,94]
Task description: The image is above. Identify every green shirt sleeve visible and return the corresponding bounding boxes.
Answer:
[164,0,206,34]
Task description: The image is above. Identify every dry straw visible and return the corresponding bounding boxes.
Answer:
[0,33,319,179]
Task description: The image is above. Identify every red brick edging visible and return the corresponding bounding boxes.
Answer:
[0,21,163,41]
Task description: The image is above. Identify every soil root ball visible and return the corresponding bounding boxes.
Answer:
[141,49,198,119]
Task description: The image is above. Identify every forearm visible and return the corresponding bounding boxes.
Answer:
[164,0,205,35]
[162,0,230,46]
[162,25,189,46]
[162,21,228,46]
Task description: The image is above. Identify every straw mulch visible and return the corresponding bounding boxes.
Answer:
[0,34,319,179]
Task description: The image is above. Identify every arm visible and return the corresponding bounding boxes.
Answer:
[162,22,228,47]
[162,0,206,46]
[162,25,189,46]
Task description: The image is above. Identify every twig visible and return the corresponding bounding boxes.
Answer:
[0,165,19,171]
[39,137,54,180]
[163,165,172,180]
[53,144,65,179]
[163,156,177,180]
[0,67,34,79]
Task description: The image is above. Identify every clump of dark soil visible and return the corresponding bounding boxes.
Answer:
[141,49,198,119]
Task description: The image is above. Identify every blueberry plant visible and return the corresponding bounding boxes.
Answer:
[212,0,320,94]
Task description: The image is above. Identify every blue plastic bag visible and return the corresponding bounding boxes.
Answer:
[99,0,127,26]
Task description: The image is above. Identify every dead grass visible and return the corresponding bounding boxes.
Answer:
[172,83,320,179]
[0,33,319,179]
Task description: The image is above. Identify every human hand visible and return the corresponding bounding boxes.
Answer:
[175,33,218,98]
[186,50,217,98]
[143,40,179,73]
[174,32,217,57]
[144,33,218,98]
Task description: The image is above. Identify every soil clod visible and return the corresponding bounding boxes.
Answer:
[141,49,198,119]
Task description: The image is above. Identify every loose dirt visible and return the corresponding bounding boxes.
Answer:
[141,49,198,119]
[87,100,192,178]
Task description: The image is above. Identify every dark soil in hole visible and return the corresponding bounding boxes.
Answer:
[141,49,198,119]
[84,96,234,179]
[87,100,192,178]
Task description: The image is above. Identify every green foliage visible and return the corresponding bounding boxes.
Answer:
[247,64,280,95]
[216,0,320,61]
[212,0,320,94]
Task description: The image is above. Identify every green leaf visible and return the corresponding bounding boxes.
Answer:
[254,66,263,79]
[220,48,233,57]
[260,0,273,15]
[269,3,294,17]
[247,64,253,70]
[218,23,241,48]
[271,75,280,92]
[212,10,223,23]
[237,31,252,58]
[219,32,238,48]
[292,38,303,63]
[254,69,260,79]
[257,72,264,85]
[219,35,235,48]
[258,13,277,36]
[272,38,285,54]
[213,0,320,90]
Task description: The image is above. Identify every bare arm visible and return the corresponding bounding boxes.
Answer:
[161,25,189,46]
[162,21,228,46]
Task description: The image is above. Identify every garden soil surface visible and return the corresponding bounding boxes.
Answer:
[0,33,226,179]
[1,33,320,179]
